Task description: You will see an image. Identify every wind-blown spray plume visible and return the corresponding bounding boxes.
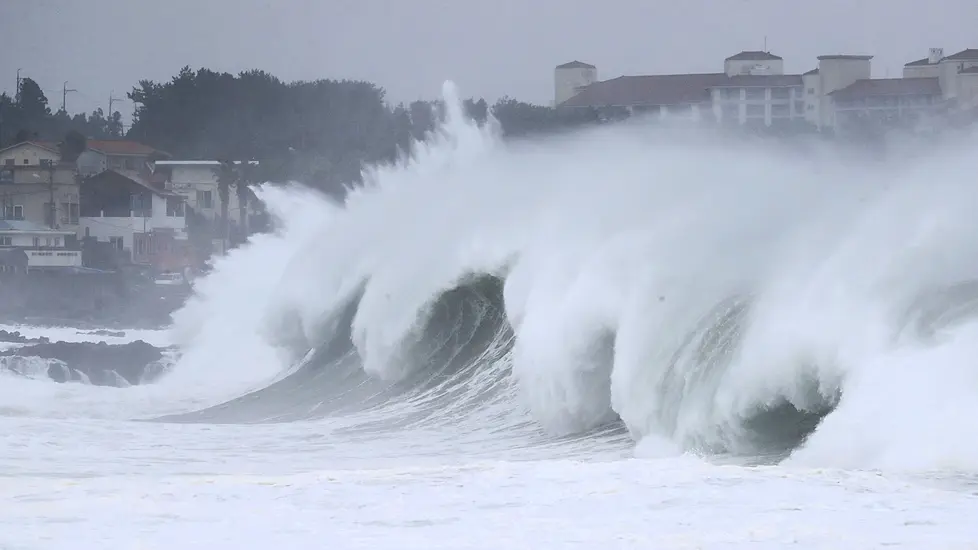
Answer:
[158,81,978,471]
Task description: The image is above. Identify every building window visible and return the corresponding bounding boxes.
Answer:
[109,236,124,250]
[3,159,13,166]
[772,104,790,117]
[166,197,185,217]
[61,202,80,225]
[745,88,765,101]
[22,159,28,165]
[131,194,152,217]
[0,237,10,246]
[807,88,815,94]
[196,190,213,209]
[54,237,61,247]
[771,88,791,100]
[3,204,23,220]
[33,237,39,247]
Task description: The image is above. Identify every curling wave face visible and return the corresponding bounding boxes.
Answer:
[162,82,978,470]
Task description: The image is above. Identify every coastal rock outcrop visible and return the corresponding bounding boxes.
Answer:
[0,340,169,387]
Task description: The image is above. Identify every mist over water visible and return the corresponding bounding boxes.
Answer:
[20,82,978,472]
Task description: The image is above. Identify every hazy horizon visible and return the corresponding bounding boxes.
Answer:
[1,0,976,126]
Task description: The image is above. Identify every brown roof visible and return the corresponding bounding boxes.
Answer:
[944,49,978,61]
[726,51,782,61]
[829,78,941,100]
[904,57,933,67]
[556,61,595,69]
[560,73,726,108]
[710,74,803,88]
[87,140,165,157]
[817,55,873,61]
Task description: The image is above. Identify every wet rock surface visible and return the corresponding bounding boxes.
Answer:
[0,330,49,344]
[0,340,168,387]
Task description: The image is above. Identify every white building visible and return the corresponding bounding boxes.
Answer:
[79,169,188,264]
[152,160,259,224]
[555,47,978,131]
[0,219,81,270]
[554,61,598,106]
[557,51,808,126]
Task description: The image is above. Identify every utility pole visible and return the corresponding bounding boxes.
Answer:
[108,91,122,116]
[62,81,77,112]
[46,161,55,229]
[15,68,22,103]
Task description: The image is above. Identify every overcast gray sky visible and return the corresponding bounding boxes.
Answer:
[2,0,976,126]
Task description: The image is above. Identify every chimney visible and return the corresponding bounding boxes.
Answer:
[928,48,944,64]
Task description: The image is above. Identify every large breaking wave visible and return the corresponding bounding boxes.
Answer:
[161,82,978,470]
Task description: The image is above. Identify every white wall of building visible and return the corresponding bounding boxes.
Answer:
[160,163,249,222]
[724,59,784,77]
[0,143,58,166]
[816,56,872,128]
[939,58,978,99]
[554,65,597,106]
[80,194,187,252]
[26,249,81,268]
[957,72,978,108]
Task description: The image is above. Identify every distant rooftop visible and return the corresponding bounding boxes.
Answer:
[556,61,595,69]
[710,74,803,88]
[87,140,164,157]
[817,55,874,61]
[944,48,978,61]
[829,77,941,100]
[560,73,726,108]
[904,57,934,67]
[725,51,783,61]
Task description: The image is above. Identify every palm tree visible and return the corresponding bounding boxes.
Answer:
[213,160,236,252]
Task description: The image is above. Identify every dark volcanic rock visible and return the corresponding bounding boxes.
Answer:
[0,340,165,387]
[0,330,49,344]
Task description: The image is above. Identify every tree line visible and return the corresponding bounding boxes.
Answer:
[1,67,600,198]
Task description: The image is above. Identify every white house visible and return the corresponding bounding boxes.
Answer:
[153,160,260,224]
[79,169,188,264]
[0,219,81,270]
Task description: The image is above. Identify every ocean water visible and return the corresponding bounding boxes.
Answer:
[3,84,978,548]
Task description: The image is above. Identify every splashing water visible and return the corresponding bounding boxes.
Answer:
[18,81,978,472]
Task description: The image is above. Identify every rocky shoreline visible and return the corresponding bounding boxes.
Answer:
[0,330,172,387]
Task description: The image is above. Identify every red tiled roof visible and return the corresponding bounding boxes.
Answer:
[560,73,726,108]
[556,61,595,69]
[829,78,941,101]
[726,51,782,61]
[87,140,165,157]
[943,49,978,61]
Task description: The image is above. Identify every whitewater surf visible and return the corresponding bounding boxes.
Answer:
[5,82,978,547]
